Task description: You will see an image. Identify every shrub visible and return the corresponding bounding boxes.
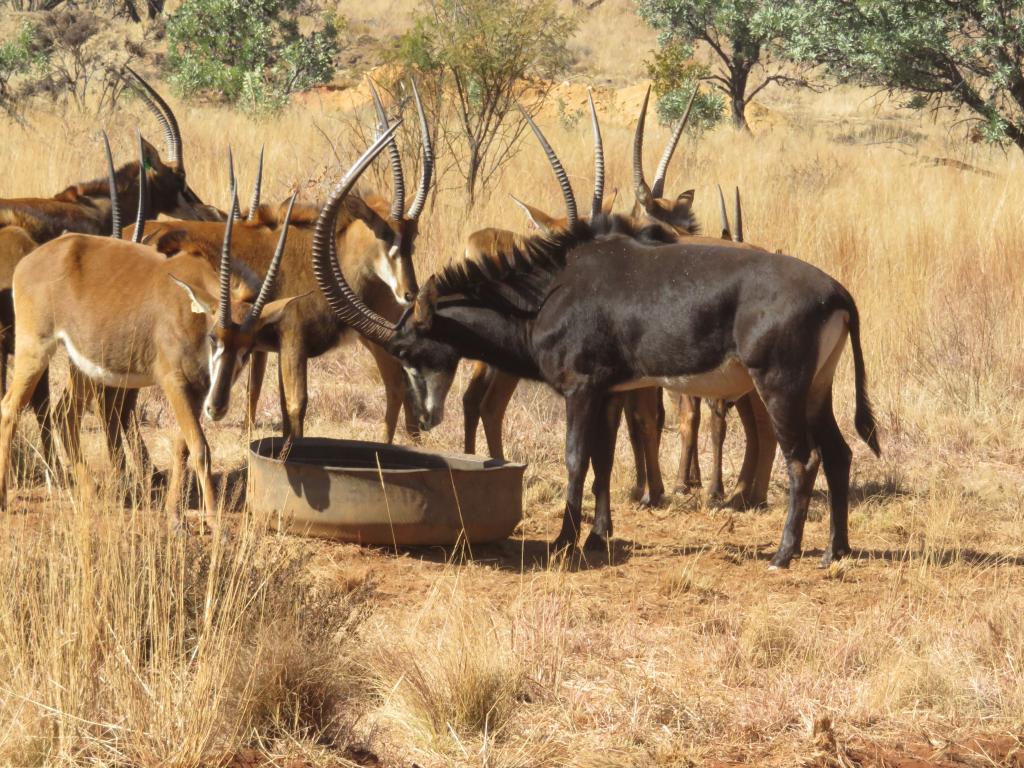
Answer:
[166,0,342,113]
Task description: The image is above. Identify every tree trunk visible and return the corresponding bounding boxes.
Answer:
[729,64,751,132]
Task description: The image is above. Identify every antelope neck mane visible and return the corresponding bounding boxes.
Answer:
[433,214,677,314]
[60,161,141,202]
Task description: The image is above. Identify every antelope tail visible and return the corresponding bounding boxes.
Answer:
[847,303,881,456]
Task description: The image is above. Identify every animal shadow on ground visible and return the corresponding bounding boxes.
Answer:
[373,534,637,573]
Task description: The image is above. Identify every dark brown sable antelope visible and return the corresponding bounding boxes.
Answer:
[314,133,881,570]
[629,87,777,510]
[0,69,215,471]
[0,144,306,524]
[122,81,434,445]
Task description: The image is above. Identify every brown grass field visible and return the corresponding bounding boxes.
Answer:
[2,24,1024,766]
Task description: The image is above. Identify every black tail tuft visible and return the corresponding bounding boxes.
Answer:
[848,303,881,456]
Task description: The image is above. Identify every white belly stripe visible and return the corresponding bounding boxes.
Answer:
[611,356,754,400]
[57,331,153,389]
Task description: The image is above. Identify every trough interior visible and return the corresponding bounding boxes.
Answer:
[251,438,511,472]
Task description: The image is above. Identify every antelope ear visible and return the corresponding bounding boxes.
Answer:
[675,189,695,208]
[601,187,619,215]
[253,294,304,329]
[413,279,438,330]
[169,275,216,316]
[154,229,189,256]
[140,136,165,171]
[510,195,558,232]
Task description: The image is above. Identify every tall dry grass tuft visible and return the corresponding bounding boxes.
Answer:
[371,589,526,758]
[0,496,372,765]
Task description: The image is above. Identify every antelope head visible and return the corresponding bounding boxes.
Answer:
[169,190,301,421]
[124,67,219,221]
[311,125,459,430]
[355,78,434,305]
[631,86,700,236]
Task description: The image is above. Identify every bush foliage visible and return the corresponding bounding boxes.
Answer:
[166,0,341,113]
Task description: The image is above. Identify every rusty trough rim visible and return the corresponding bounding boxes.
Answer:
[248,437,528,475]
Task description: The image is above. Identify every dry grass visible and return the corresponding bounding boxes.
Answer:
[1,50,1024,766]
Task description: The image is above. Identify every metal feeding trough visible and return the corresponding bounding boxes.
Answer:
[248,437,526,546]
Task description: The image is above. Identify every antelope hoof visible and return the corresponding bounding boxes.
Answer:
[629,485,645,502]
[583,531,610,552]
[769,549,798,570]
[724,494,767,512]
[551,533,578,555]
[819,545,851,569]
[673,483,696,496]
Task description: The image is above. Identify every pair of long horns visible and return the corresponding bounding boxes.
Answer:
[217,162,296,330]
[367,78,434,221]
[633,85,699,205]
[312,123,405,347]
[517,88,605,226]
[102,130,148,242]
[228,146,265,222]
[718,185,743,243]
[124,66,183,171]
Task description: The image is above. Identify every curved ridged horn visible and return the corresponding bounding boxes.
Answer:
[245,191,295,327]
[312,124,403,347]
[633,86,653,208]
[102,131,121,239]
[368,78,405,222]
[734,187,743,243]
[247,145,264,221]
[588,89,604,219]
[228,147,242,221]
[518,104,577,226]
[406,78,433,221]
[651,86,698,199]
[125,66,182,168]
[132,131,147,244]
[717,184,731,240]
[218,184,238,329]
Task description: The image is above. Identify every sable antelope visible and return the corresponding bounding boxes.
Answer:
[629,87,777,510]
[0,142,307,524]
[0,69,216,474]
[117,81,434,446]
[315,132,880,570]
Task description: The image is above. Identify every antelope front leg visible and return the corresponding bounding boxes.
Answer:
[554,391,599,552]
[585,394,621,551]
[707,398,728,502]
[461,361,491,454]
[361,338,407,444]
[0,344,52,509]
[246,351,268,428]
[674,394,702,493]
[480,371,518,460]
[277,344,308,442]
[159,377,216,527]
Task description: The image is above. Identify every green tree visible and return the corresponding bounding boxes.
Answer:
[787,0,1024,152]
[396,0,576,204]
[0,23,44,121]
[166,0,341,113]
[645,37,724,129]
[637,0,803,131]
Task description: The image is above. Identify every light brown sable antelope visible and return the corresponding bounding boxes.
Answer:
[118,82,434,446]
[630,86,776,509]
[0,140,312,524]
[0,69,216,470]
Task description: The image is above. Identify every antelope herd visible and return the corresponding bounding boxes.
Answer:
[0,70,879,568]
